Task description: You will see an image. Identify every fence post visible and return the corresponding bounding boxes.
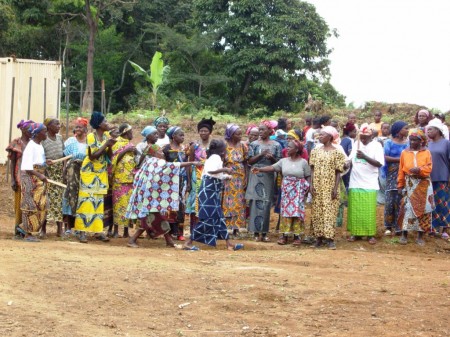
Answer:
[6,77,16,183]
[43,78,47,119]
[27,77,32,119]
[65,78,70,138]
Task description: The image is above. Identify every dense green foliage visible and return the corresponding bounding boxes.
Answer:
[0,0,346,115]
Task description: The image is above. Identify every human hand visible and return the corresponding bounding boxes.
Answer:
[46,159,54,166]
[356,150,366,160]
[224,167,233,175]
[11,181,17,192]
[331,188,338,200]
[40,174,48,183]
[409,167,420,175]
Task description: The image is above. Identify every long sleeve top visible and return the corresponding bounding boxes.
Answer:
[397,148,432,188]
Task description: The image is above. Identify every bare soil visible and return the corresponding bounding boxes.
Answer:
[1,151,450,337]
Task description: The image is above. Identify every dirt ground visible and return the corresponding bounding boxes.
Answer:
[1,149,450,337]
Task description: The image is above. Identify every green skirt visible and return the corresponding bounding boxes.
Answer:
[347,188,377,236]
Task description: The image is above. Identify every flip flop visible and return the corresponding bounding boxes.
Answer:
[127,242,139,248]
[233,243,244,251]
[183,245,200,251]
[25,236,40,242]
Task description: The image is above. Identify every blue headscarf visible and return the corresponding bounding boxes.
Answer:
[28,123,45,139]
[141,126,157,138]
[89,111,105,129]
[167,126,181,140]
[391,121,407,138]
[154,116,169,127]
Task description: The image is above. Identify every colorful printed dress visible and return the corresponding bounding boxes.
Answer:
[42,134,65,223]
[222,142,248,229]
[62,137,87,216]
[309,148,345,239]
[74,132,110,233]
[185,142,208,215]
[111,136,136,228]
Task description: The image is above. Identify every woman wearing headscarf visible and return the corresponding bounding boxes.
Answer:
[20,123,48,242]
[153,116,170,146]
[252,140,311,246]
[186,118,216,232]
[414,109,432,130]
[246,121,282,242]
[309,126,346,249]
[245,125,259,146]
[111,123,136,238]
[62,118,88,232]
[75,112,115,243]
[347,123,385,244]
[398,129,433,246]
[6,119,33,238]
[340,122,357,191]
[222,124,248,236]
[426,119,450,239]
[163,126,190,241]
[41,117,65,237]
[136,126,158,162]
[383,121,409,235]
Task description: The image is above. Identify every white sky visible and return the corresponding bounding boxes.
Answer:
[307,0,450,111]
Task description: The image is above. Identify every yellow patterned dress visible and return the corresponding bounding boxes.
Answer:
[111,137,136,228]
[222,143,248,229]
[74,132,110,233]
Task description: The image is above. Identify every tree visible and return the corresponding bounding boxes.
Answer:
[193,0,334,113]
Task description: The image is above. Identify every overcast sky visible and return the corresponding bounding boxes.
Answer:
[307,0,450,111]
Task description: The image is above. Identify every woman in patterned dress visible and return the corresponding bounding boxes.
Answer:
[41,117,65,237]
[252,140,311,246]
[6,119,33,238]
[246,121,282,242]
[309,126,346,250]
[111,123,136,238]
[62,118,88,232]
[222,124,248,236]
[74,112,115,243]
[163,126,190,241]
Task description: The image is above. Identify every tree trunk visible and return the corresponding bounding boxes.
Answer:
[81,0,97,114]
[232,73,252,113]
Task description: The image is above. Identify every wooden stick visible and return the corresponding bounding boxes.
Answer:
[49,155,72,164]
[47,179,67,189]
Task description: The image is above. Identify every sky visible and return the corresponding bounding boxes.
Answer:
[307,0,450,111]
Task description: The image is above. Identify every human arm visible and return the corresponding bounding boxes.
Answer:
[397,153,406,194]
[10,152,18,191]
[332,171,341,200]
[25,169,47,183]
[88,138,116,161]
[356,150,383,168]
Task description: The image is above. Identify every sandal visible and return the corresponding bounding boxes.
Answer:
[127,242,139,248]
[79,233,88,243]
[254,236,261,242]
[95,234,110,242]
[368,237,377,245]
[183,245,200,251]
[262,236,270,243]
[347,236,356,242]
[399,237,408,245]
[277,236,287,245]
[327,241,336,250]
[24,236,40,242]
[416,239,425,246]
[292,239,301,246]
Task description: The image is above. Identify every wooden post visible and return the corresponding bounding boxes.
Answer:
[43,78,47,119]
[79,80,83,116]
[6,77,16,183]
[57,78,61,118]
[27,77,32,119]
[65,78,70,138]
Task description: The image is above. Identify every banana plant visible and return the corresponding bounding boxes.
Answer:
[129,51,170,110]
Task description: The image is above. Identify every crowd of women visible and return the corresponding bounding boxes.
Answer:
[5,108,450,250]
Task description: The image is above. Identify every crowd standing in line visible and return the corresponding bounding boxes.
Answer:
[5,108,450,250]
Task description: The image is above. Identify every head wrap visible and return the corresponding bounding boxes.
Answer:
[167,126,182,139]
[275,129,287,138]
[119,123,132,136]
[409,128,427,146]
[390,121,408,138]
[197,117,216,132]
[225,124,240,141]
[43,117,58,127]
[321,126,339,144]
[343,122,356,135]
[261,120,276,135]
[28,123,45,139]
[359,123,373,136]
[427,118,444,135]
[418,109,430,117]
[17,119,34,130]
[292,140,304,153]
[75,117,89,127]
[90,111,105,129]
[287,129,300,141]
[246,124,258,135]
[154,116,169,127]
[141,126,157,138]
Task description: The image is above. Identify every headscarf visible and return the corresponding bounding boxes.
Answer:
[28,123,45,139]
[75,117,89,127]
[17,119,34,130]
[90,111,105,129]
[343,122,356,135]
[427,118,444,135]
[321,126,339,144]
[167,126,181,139]
[287,129,300,141]
[275,129,287,138]
[261,120,276,134]
[43,117,58,127]
[119,123,132,136]
[225,124,240,141]
[418,109,430,117]
[246,124,258,135]
[390,121,408,138]
[141,126,157,138]
[154,116,169,127]
[292,140,304,153]
[197,117,216,132]
[359,123,373,136]
[409,128,427,146]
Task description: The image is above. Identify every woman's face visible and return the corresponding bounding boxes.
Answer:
[231,129,242,143]
[146,132,159,144]
[37,126,48,141]
[173,130,185,144]
[74,124,87,137]
[287,141,301,157]
[399,125,409,137]
[48,120,61,134]
[248,129,259,143]
[100,119,110,131]
[318,131,331,144]
[360,134,372,146]
[157,123,168,137]
[409,136,421,150]
[126,129,133,140]
[198,127,211,141]
[426,126,441,140]
[349,129,357,139]
[348,114,357,124]
[259,125,271,139]
[417,112,428,125]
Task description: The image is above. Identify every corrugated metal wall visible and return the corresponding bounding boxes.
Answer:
[0,58,61,164]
